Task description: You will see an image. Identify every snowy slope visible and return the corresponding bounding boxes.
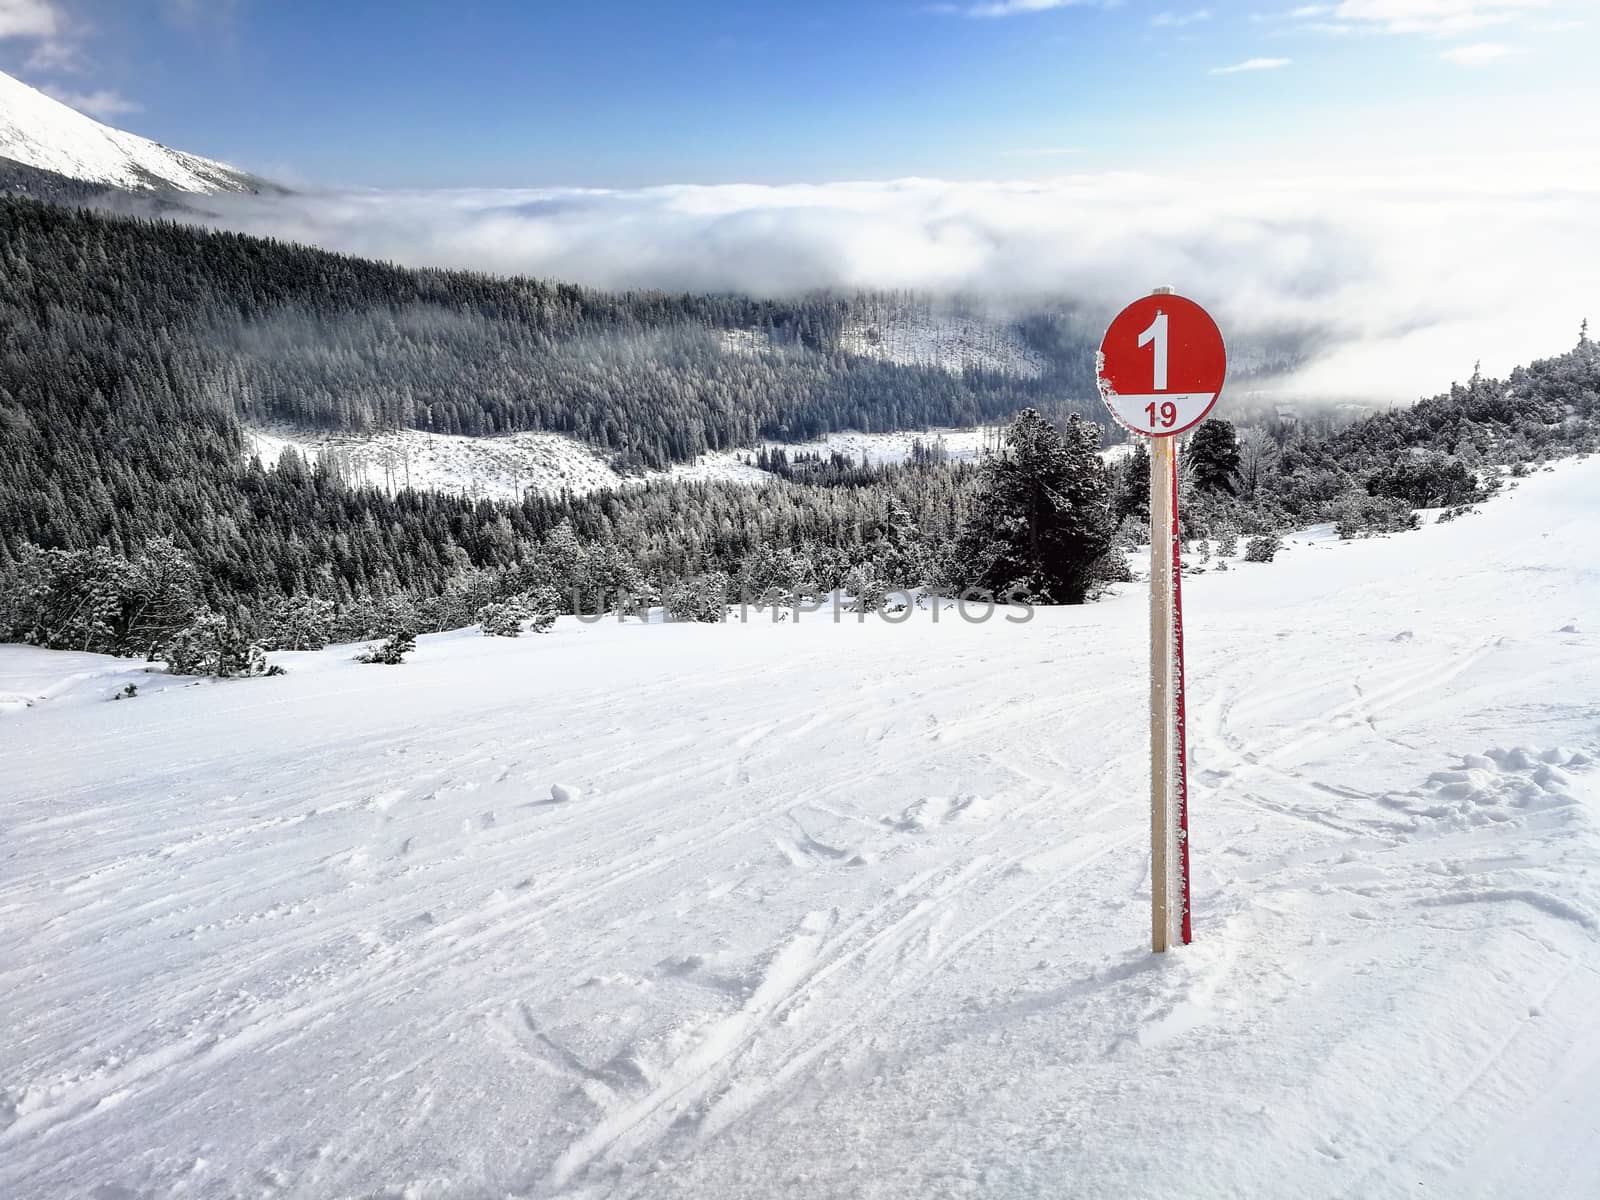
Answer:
[244,424,1115,500]
[840,309,1047,379]
[2,460,1598,1198]
[0,70,259,194]
[245,426,770,500]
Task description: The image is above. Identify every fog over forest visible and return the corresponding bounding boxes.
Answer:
[190,156,1600,404]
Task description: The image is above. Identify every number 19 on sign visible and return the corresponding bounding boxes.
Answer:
[1097,289,1227,953]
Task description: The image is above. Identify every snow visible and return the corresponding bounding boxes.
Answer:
[0,647,197,717]
[245,423,1127,500]
[0,69,254,194]
[245,426,769,501]
[3,458,1599,1197]
[839,310,1046,379]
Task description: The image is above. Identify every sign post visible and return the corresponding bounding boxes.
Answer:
[1096,288,1226,953]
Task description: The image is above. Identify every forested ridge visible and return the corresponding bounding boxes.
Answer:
[0,197,1099,468]
[1,192,1597,672]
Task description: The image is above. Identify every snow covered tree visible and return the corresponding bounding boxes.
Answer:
[1365,453,1479,508]
[1,545,129,653]
[118,538,203,657]
[162,611,277,677]
[1109,442,1150,524]
[949,409,1113,604]
[476,589,558,636]
[1235,427,1278,498]
[663,572,730,623]
[1188,419,1241,495]
[846,565,892,614]
[259,595,337,651]
[1243,534,1282,563]
[737,543,816,602]
[476,599,528,637]
[356,627,416,665]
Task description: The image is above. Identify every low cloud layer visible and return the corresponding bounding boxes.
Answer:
[199,160,1598,403]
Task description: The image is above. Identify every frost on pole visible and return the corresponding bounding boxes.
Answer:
[1097,290,1226,953]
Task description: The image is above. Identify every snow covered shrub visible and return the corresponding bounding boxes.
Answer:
[477,599,528,637]
[1095,549,1134,585]
[521,588,561,634]
[162,611,280,678]
[477,593,558,637]
[1333,493,1420,540]
[1112,515,1145,551]
[1243,534,1282,563]
[356,628,416,665]
[663,573,730,623]
[334,595,423,644]
[846,567,891,614]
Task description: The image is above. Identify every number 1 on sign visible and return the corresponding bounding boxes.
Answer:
[1138,311,1169,392]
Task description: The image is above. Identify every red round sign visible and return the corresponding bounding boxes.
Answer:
[1096,293,1226,437]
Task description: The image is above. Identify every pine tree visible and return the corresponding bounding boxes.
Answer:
[1110,442,1151,524]
[949,409,1112,604]
[356,627,417,664]
[476,599,528,637]
[663,572,730,623]
[1188,419,1242,495]
[162,611,277,677]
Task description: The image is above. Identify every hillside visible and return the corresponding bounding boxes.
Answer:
[0,70,267,194]
[2,456,1596,1197]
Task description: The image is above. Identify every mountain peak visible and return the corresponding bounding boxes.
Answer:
[0,69,263,194]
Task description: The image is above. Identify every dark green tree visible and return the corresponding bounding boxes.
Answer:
[1110,442,1151,524]
[1188,419,1241,495]
[950,409,1113,604]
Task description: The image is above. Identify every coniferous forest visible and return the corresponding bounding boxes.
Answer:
[2,194,1597,671]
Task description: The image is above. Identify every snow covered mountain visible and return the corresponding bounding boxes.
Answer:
[0,69,265,194]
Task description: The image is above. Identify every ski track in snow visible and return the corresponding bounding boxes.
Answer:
[2,459,1599,1198]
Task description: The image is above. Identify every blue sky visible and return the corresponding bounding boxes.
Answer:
[0,0,1593,186]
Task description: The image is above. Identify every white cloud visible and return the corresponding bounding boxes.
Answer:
[1152,9,1213,26]
[0,0,58,40]
[22,35,83,71]
[0,0,152,117]
[189,158,1600,405]
[0,0,87,83]
[1439,40,1523,61]
[41,85,142,116]
[1288,1,1552,36]
[1211,56,1293,72]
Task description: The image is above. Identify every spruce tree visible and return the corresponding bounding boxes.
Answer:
[950,409,1112,604]
[1188,419,1242,495]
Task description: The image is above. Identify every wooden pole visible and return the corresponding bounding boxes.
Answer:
[1150,433,1176,953]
